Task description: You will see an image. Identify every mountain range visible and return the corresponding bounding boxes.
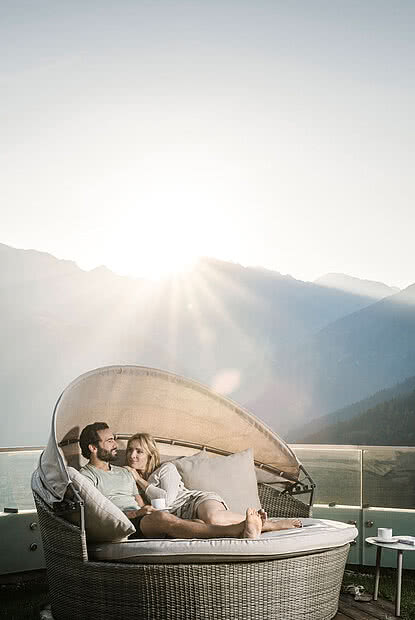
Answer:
[281,283,415,428]
[315,272,400,299]
[289,374,415,444]
[296,382,415,446]
[1,241,414,447]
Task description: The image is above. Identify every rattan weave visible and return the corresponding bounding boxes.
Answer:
[34,487,348,620]
[258,483,311,518]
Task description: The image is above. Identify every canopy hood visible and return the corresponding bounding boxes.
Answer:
[35,366,301,505]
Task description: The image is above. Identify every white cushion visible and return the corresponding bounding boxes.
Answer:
[66,467,135,543]
[88,518,358,564]
[174,449,261,514]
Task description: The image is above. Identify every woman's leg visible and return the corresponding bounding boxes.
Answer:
[196,499,246,525]
[197,499,302,531]
[261,518,302,532]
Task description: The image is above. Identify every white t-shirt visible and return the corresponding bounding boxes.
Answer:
[80,463,139,512]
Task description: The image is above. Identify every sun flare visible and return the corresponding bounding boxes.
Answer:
[137,251,198,280]
[109,242,199,281]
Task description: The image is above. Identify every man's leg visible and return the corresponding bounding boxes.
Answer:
[140,508,262,539]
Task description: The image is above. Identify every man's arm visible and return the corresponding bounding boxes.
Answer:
[79,466,99,486]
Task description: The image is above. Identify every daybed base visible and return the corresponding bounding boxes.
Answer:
[35,487,348,620]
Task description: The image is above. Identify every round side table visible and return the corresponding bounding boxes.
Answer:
[366,536,415,617]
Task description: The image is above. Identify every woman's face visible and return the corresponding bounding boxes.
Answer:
[127,440,149,472]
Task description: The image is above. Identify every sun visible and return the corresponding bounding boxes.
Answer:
[107,239,199,281]
[135,251,198,281]
[90,169,228,281]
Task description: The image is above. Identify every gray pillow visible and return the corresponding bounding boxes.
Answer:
[175,449,261,514]
[66,467,136,542]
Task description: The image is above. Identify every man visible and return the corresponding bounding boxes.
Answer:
[79,422,263,539]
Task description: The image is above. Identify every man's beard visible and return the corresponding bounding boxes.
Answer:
[97,445,118,463]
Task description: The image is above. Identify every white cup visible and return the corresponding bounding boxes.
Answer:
[151,498,166,510]
[378,527,393,540]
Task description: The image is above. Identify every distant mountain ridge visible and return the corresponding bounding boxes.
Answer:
[315,272,399,299]
[0,242,413,446]
[289,375,415,442]
[298,388,415,446]
[270,284,415,432]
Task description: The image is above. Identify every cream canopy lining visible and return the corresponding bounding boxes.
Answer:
[35,365,301,505]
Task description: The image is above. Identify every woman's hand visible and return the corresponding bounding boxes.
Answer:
[125,465,149,490]
[124,465,140,481]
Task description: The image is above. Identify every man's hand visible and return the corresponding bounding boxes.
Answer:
[125,505,156,519]
[137,505,156,517]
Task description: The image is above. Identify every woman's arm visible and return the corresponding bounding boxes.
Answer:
[145,462,183,506]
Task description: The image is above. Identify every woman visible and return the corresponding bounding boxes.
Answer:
[124,433,302,532]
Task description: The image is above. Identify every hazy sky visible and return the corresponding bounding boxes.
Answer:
[2,0,414,287]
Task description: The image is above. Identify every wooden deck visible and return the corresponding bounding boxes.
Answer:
[335,592,399,620]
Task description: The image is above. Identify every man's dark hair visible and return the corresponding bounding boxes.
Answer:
[79,422,109,459]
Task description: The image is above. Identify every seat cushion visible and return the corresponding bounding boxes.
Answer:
[88,518,358,564]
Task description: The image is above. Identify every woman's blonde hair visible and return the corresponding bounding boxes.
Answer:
[126,433,160,479]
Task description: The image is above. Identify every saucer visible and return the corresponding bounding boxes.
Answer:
[374,536,399,544]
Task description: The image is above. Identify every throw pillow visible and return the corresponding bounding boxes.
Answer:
[175,449,261,514]
[66,467,135,542]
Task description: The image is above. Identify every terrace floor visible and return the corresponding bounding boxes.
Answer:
[336,592,399,619]
[0,571,407,620]
[0,588,403,620]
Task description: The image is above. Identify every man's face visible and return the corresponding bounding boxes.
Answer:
[95,428,118,463]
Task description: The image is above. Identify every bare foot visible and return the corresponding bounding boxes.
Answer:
[262,518,302,532]
[259,508,267,526]
[276,518,302,530]
[241,508,262,539]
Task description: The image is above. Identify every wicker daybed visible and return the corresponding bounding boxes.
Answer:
[32,365,357,620]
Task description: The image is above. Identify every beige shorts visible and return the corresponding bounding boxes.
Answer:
[171,491,229,520]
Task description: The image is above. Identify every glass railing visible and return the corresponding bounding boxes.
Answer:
[0,448,42,511]
[295,445,415,509]
[362,447,415,510]
[1,444,415,511]
[294,446,361,506]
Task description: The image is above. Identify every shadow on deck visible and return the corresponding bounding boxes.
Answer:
[336,592,399,619]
